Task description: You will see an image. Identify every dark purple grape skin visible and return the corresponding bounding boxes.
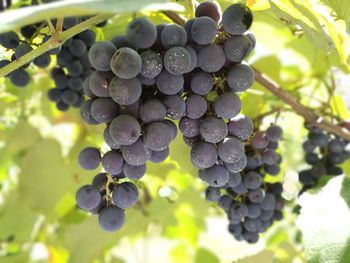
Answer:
[197,44,225,73]
[89,71,114,98]
[126,17,157,49]
[227,115,254,141]
[109,77,142,106]
[190,71,214,95]
[200,117,228,144]
[191,16,217,45]
[195,1,222,23]
[102,150,124,175]
[89,41,117,71]
[214,92,242,119]
[191,141,218,169]
[91,98,118,123]
[109,114,141,146]
[98,206,125,232]
[156,70,184,95]
[110,47,142,79]
[79,147,101,170]
[221,3,253,35]
[224,35,252,62]
[160,24,187,49]
[179,117,200,138]
[76,185,101,210]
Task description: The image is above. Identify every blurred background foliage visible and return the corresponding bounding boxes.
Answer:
[0,0,350,262]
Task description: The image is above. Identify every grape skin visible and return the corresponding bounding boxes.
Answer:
[139,99,166,124]
[79,147,101,170]
[163,46,192,75]
[123,163,146,180]
[10,69,30,87]
[191,142,218,169]
[112,182,139,209]
[110,47,142,79]
[91,98,118,123]
[205,186,221,202]
[214,92,242,119]
[122,138,151,166]
[103,125,120,150]
[156,70,184,95]
[163,95,186,120]
[69,39,87,57]
[109,77,142,106]
[243,171,262,190]
[221,3,253,35]
[179,117,200,138]
[227,115,254,141]
[186,94,207,119]
[200,165,229,187]
[161,24,187,49]
[185,46,198,72]
[102,150,124,175]
[89,41,117,71]
[195,1,222,23]
[144,122,174,151]
[109,114,141,146]
[224,35,252,62]
[200,117,228,144]
[80,99,99,125]
[197,44,225,73]
[126,18,157,49]
[266,125,283,142]
[89,71,114,98]
[190,71,214,95]
[140,50,163,79]
[191,16,217,45]
[224,153,247,173]
[227,64,255,92]
[218,137,245,163]
[76,185,101,210]
[98,206,125,232]
[150,148,170,163]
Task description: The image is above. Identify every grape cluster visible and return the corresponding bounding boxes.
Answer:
[203,125,284,243]
[299,126,350,191]
[47,28,98,111]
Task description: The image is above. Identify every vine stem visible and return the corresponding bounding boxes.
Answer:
[162,10,350,142]
[0,14,111,78]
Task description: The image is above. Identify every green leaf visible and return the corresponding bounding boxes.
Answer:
[0,0,184,33]
[297,176,350,263]
[195,248,220,263]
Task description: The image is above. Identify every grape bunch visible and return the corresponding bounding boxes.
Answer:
[47,28,98,111]
[299,126,350,191]
[203,125,285,243]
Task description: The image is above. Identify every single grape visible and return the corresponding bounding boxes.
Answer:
[248,188,265,203]
[247,203,261,219]
[185,46,198,72]
[218,195,233,212]
[195,1,222,23]
[91,98,118,123]
[140,50,163,79]
[264,164,280,176]
[197,44,225,73]
[164,46,192,75]
[126,18,157,49]
[139,99,166,124]
[230,202,248,218]
[144,122,174,151]
[111,35,130,48]
[156,70,184,95]
[102,150,124,175]
[68,77,84,91]
[252,132,269,149]
[89,41,116,71]
[200,165,229,187]
[79,147,101,170]
[231,181,248,195]
[214,92,242,119]
[0,31,20,49]
[48,88,63,102]
[308,131,328,147]
[109,114,141,146]
[163,95,186,120]
[186,94,207,119]
[103,125,120,149]
[10,69,30,87]
[109,77,142,105]
[122,138,151,166]
[110,47,142,79]
[191,141,218,169]
[80,99,99,125]
[150,148,170,163]
[89,71,113,97]
[260,193,276,210]
[92,173,108,190]
[66,60,83,77]
[221,3,253,35]
[78,30,96,47]
[57,49,73,66]
[179,117,200,138]
[112,182,139,209]
[200,117,228,143]
[56,101,69,111]
[205,186,221,202]
[228,115,253,141]
[227,64,255,92]
[191,16,217,45]
[62,89,79,105]
[123,163,146,180]
[261,149,279,165]
[98,206,125,232]
[266,125,283,142]
[69,39,87,57]
[243,171,262,189]
[161,24,187,49]
[224,154,247,173]
[190,71,214,95]
[328,139,345,153]
[76,185,101,210]
[226,172,242,188]
[224,35,252,62]
[33,53,51,68]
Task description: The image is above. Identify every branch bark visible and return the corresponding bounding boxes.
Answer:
[0,14,111,78]
[162,10,350,142]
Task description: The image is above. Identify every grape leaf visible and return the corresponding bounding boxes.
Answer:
[297,176,350,263]
[0,0,184,34]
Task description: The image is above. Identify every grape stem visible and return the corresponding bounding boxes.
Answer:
[162,10,350,142]
[0,14,111,78]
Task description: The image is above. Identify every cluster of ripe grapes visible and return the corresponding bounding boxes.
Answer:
[47,26,97,111]
[73,2,271,233]
[299,126,350,191]
[204,125,284,243]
